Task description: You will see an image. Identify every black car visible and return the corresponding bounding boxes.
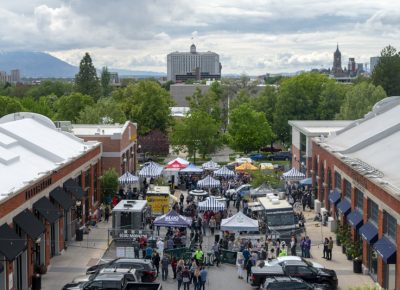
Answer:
[266,151,292,161]
[86,258,156,282]
[280,261,337,289]
[262,276,325,290]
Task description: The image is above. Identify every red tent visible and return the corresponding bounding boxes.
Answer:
[164,160,188,169]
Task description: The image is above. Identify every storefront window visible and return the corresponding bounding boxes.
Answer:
[335,171,341,190]
[368,199,378,225]
[383,211,397,242]
[344,179,351,200]
[355,189,363,212]
[368,244,377,281]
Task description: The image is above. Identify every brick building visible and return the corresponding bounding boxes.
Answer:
[311,97,400,290]
[71,122,137,175]
[0,112,102,290]
[289,120,352,176]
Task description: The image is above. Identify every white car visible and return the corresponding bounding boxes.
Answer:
[265,256,325,269]
[226,184,252,200]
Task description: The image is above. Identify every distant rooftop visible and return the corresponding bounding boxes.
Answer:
[71,121,136,137]
[289,120,353,136]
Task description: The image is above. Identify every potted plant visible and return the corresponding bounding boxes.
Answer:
[351,240,363,273]
[335,227,342,246]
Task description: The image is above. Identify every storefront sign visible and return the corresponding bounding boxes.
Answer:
[146,195,169,215]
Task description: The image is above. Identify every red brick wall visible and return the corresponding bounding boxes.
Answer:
[102,157,122,175]
[291,144,301,170]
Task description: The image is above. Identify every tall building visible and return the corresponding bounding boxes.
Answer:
[332,44,343,75]
[167,44,221,82]
[370,56,380,73]
[348,57,356,73]
[10,69,20,83]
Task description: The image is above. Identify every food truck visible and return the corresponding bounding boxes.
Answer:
[112,200,150,232]
[146,186,175,215]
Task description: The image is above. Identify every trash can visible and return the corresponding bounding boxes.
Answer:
[75,228,83,241]
[32,273,41,290]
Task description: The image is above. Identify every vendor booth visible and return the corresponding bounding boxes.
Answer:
[220,211,259,232]
[282,168,305,181]
[197,175,221,189]
[164,160,188,186]
[154,210,192,227]
[202,160,220,171]
[139,161,164,178]
[213,166,235,178]
[180,163,204,174]
[146,186,173,215]
[235,162,258,172]
[198,196,225,212]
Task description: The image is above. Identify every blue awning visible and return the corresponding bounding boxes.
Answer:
[359,222,378,245]
[337,199,351,216]
[346,210,363,229]
[329,189,341,205]
[373,236,396,264]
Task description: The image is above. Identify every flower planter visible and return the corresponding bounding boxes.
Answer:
[353,259,362,273]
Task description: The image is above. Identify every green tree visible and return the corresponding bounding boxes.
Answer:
[170,110,222,161]
[371,45,400,96]
[55,92,94,122]
[77,97,126,124]
[186,87,221,122]
[75,52,101,100]
[0,96,23,117]
[250,85,278,127]
[337,82,387,120]
[113,80,173,135]
[101,168,119,199]
[317,81,347,119]
[26,80,73,99]
[20,96,54,118]
[100,66,112,97]
[227,104,274,153]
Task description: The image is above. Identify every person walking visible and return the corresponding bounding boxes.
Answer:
[323,237,329,259]
[152,252,161,277]
[212,241,220,266]
[133,238,140,259]
[300,237,305,258]
[182,266,191,290]
[104,205,110,222]
[290,236,297,256]
[192,268,201,290]
[194,248,204,266]
[245,258,252,283]
[161,254,170,281]
[145,244,153,259]
[209,216,216,235]
[157,238,165,258]
[304,236,311,258]
[327,237,333,260]
[177,263,184,290]
[278,242,287,257]
[199,267,207,290]
[171,256,178,279]
[236,252,244,279]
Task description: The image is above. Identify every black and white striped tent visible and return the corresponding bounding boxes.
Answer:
[213,166,235,178]
[118,172,139,185]
[197,175,221,189]
[198,196,225,211]
[138,161,163,178]
[202,160,221,171]
[282,168,305,181]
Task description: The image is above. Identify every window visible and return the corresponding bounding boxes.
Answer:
[383,211,396,241]
[335,172,341,189]
[355,189,363,212]
[368,199,378,225]
[344,179,351,200]
[297,266,314,275]
[320,162,325,183]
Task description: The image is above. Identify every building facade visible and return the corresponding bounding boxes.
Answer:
[289,120,352,176]
[370,57,380,74]
[0,112,102,290]
[167,44,221,82]
[71,121,137,175]
[311,97,400,290]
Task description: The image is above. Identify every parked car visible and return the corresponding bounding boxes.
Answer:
[251,260,337,289]
[260,146,282,153]
[249,153,268,161]
[266,151,292,161]
[261,276,326,290]
[123,282,162,290]
[86,258,156,282]
[265,256,325,269]
[62,268,138,290]
[225,184,252,200]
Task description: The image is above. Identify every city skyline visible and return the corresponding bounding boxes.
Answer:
[0,0,398,74]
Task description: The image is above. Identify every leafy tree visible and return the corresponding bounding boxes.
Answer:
[20,96,54,119]
[26,80,73,99]
[186,87,221,122]
[101,168,119,199]
[230,89,251,111]
[75,52,101,100]
[317,81,347,119]
[77,98,126,124]
[55,92,94,122]
[112,80,173,135]
[0,96,23,117]
[250,85,277,126]
[371,45,400,96]
[161,80,174,91]
[170,110,222,161]
[227,103,274,153]
[337,82,387,120]
[100,66,112,97]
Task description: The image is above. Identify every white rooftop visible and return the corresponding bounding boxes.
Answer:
[112,199,147,212]
[289,120,352,136]
[320,97,400,195]
[71,121,135,137]
[0,112,100,199]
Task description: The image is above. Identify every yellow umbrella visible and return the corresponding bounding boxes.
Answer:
[235,162,259,172]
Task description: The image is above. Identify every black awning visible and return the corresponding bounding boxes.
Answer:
[50,187,74,210]
[374,236,396,264]
[64,178,84,199]
[329,189,341,205]
[359,221,378,245]
[33,197,61,224]
[347,210,363,230]
[337,199,351,216]
[13,209,45,241]
[0,224,26,261]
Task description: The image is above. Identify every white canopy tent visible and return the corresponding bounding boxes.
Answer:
[202,160,220,171]
[198,196,225,212]
[180,163,204,174]
[118,172,139,185]
[138,161,164,178]
[282,168,306,181]
[213,166,235,178]
[197,175,221,189]
[220,211,259,232]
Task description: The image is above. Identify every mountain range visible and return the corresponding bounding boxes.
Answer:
[0,51,165,78]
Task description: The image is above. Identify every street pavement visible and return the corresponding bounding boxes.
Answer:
[42,190,377,290]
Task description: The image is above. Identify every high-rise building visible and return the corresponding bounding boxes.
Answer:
[370,56,380,73]
[10,69,20,83]
[167,44,221,82]
[332,44,343,75]
[348,58,356,73]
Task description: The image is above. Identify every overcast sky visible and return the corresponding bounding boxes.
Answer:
[1,0,399,74]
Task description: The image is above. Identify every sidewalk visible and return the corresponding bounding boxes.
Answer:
[42,220,112,290]
[303,210,376,290]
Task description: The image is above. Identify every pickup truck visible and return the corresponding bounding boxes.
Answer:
[123,282,162,290]
[251,260,337,289]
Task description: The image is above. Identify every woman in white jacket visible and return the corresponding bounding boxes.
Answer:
[236,252,244,279]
